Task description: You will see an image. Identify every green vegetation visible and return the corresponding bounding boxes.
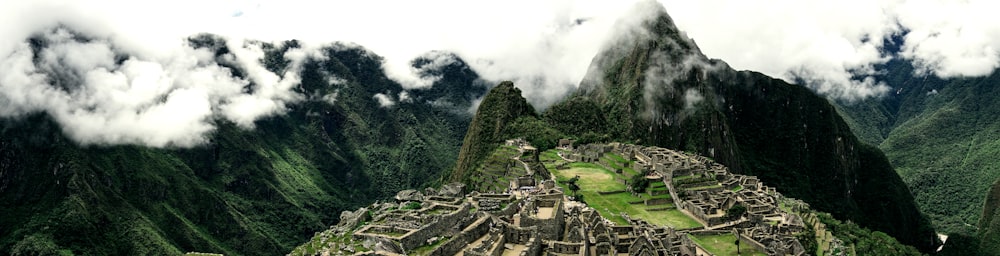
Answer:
[937,233,983,256]
[815,212,922,255]
[288,228,369,256]
[409,236,450,256]
[977,178,1000,255]
[629,169,652,193]
[725,204,746,220]
[545,150,700,229]
[1,39,482,255]
[837,60,1000,237]
[448,81,563,186]
[403,202,422,210]
[687,234,765,256]
[464,145,522,192]
[565,176,581,197]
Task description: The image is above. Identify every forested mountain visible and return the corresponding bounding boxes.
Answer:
[0,33,486,255]
[836,59,1000,237]
[450,3,939,252]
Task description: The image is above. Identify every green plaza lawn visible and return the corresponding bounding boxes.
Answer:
[688,233,767,256]
[544,151,701,229]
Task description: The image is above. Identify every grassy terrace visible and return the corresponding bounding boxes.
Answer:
[602,153,639,177]
[543,150,701,229]
[687,184,723,191]
[688,234,766,256]
[469,145,525,192]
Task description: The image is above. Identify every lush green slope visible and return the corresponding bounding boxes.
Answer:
[978,178,1000,255]
[0,37,483,255]
[837,59,1000,235]
[938,178,1000,255]
[542,4,938,252]
[449,81,562,184]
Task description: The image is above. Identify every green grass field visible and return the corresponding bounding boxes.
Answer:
[689,234,766,256]
[545,150,701,229]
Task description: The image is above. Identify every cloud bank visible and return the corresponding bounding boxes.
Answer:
[2,0,1000,147]
[0,27,311,147]
[661,0,1000,100]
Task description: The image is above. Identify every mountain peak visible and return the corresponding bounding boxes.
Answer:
[448,81,538,183]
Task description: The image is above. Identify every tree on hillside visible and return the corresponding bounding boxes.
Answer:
[726,204,747,221]
[567,175,581,197]
[629,170,651,193]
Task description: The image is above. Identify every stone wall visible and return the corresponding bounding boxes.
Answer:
[428,215,492,256]
[680,234,716,256]
[353,225,414,241]
[426,196,462,205]
[398,203,472,250]
[519,199,564,241]
[738,233,768,255]
[645,198,672,206]
[549,241,585,254]
[495,197,525,217]
[504,225,536,244]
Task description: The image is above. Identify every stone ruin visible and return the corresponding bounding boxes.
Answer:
[327,141,813,256]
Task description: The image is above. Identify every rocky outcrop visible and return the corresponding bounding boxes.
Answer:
[438,182,465,197]
[334,208,370,235]
[395,189,424,202]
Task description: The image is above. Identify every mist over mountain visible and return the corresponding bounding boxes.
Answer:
[0,32,486,255]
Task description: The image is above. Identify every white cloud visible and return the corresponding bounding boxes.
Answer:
[220,0,645,109]
[895,0,1000,77]
[683,88,704,111]
[321,90,340,105]
[398,91,413,104]
[661,0,1000,98]
[0,27,313,147]
[373,93,395,108]
[659,0,897,101]
[3,0,1000,147]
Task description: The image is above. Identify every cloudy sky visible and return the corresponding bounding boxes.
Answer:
[1,0,998,147]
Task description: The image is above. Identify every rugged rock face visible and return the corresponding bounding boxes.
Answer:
[438,182,466,197]
[544,2,939,252]
[334,208,370,235]
[395,190,425,202]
